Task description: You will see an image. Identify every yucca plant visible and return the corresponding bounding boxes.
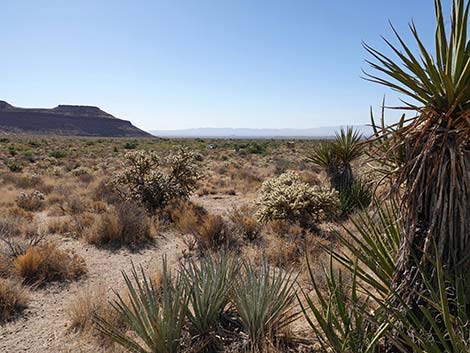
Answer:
[180,254,239,350]
[364,0,470,324]
[308,127,363,194]
[368,98,407,180]
[300,256,379,353]
[232,262,300,351]
[332,198,402,298]
[367,250,470,353]
[299,199,401,352]
[93,259,187,353]
[338,178,373,216]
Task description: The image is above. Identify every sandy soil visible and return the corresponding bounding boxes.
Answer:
[0,232,186,353]
[0,196,253,353]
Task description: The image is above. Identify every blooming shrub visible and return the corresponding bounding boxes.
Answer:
[256,171,339,227]
[112,149,201,213]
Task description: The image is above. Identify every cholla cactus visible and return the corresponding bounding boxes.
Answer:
[16,191,45,211]
[112,148,201,213]
[256,171,339,227]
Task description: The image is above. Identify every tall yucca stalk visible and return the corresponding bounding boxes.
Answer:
[365,0,470,328]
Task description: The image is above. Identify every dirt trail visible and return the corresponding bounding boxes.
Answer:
[0,233,186,353]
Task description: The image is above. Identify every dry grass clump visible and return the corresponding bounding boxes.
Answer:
[0,279,29,323]
[85,202,152,248]
[92,179,121,205]
[14,243,87,286]
[193,214,234,251]
[229,206,261,241]
[67,285,125,346]
[168,201,207,234]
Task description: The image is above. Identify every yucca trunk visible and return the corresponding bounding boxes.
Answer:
[389,111,470,350]
[327,162,354,194]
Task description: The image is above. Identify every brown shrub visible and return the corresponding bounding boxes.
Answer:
[14,243,87,286]
[229,206,261,241]
[168,201,206,234]
[268,220,304,238]
[86,202,152,248]
[193,214,234,251]
[47,217,74,235]
[92,179,121,205]
[0,279,29,323]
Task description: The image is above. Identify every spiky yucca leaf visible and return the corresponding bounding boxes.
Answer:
[332,199,402,298]
[365,0,470,314]
[300,256,379,353]
[180,254,239,342]
[94,259,187,353]
[233,262,300,351]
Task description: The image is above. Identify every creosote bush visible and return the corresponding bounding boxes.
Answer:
[256,171,339,228]
[112,148,201,213]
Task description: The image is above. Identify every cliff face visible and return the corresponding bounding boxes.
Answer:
[0,101,151,137]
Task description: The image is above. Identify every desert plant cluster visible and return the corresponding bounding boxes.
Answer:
[2,0,470,352]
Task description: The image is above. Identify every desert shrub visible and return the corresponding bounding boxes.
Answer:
[229,206,261,241]
[233,262,300,351]
[93,179,121,204]
[168,201,207,234]
[193,214,233,251]
[112,149,201,213]
[123,140,138,149]
[15,191,45,211]
[0,279,29,323]
[70,166,91,177]
[47,217,75,235]
[256,171,339,228]
[6,161,23,173]
[12,173,44,189]
[86,202,152,248]
[14,243,87,286]
[94,259,187,353]
[48,150,67,158]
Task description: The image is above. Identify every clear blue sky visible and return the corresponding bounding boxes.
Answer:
[1,1,445,130]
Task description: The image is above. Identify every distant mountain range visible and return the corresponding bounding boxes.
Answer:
[0,101,151,137]
[151,126,373,139]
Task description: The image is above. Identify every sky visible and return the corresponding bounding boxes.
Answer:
[1,0,447,131]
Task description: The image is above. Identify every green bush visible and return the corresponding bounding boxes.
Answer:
[48,150,67,158]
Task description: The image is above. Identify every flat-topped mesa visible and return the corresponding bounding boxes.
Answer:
[0,100,151,137]
[0,101,13,110]
[51,105,116,119]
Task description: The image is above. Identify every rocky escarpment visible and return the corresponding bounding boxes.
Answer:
[0,101,151,137]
